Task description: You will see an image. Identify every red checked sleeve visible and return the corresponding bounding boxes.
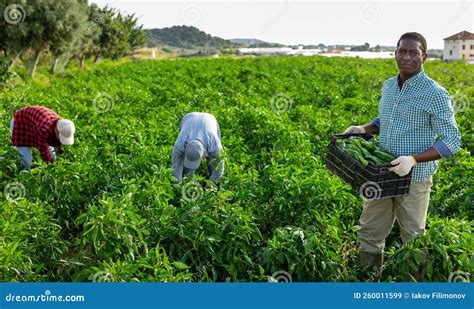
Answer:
[38,142,54,163]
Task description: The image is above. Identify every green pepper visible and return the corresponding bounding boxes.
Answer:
[373,149,396,162]
[358,138,374,149]
[366,155,383,165]
[345,146,368,166]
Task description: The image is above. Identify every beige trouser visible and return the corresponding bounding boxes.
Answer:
[358,176,433,254]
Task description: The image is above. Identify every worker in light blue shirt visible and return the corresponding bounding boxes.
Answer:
[344,32,461,277]
[172,112,224,187]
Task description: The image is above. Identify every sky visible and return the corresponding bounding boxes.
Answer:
[91,0,474,49]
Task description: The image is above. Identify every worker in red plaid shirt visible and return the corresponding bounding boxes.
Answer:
[10,106,75,171]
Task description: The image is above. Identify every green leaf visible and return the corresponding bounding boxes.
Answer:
[172,262,190,270]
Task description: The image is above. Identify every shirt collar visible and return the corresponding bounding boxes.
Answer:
[397,68,425,86]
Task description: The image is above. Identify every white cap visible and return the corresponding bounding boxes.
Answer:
[184,140,204,170]
[57,119,75,145]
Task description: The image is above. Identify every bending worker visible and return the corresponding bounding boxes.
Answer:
[11,106,75,171]
[172,112,224,187]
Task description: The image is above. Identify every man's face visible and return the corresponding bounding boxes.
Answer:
[395,39,427,75]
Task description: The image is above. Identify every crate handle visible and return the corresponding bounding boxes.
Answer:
[331,133,373,141]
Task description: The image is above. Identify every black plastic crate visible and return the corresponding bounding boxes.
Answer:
[326,133,411,199]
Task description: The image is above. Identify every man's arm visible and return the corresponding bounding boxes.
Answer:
[38,143,54,163]
[208,152,224,185]
[389,93,461,176]
[413,147,441,163]
[364,117,380,134]
[363,122,380,135]
[414,93,462,163]
[171,146,184,184]
[430,93,461,158]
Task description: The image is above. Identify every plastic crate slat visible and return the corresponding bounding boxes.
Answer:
[327,134,411,199]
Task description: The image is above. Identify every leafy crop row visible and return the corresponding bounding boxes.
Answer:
[0,56,472,282]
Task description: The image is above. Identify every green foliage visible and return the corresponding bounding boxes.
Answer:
[0,55,472,282]
[0,57,13,86]
[94,6,146,60]
[383,217,473,282]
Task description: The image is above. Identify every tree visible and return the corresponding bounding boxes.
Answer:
[125,16,147,53]
[22,0,84,77]
[1,1,145,76]
[0,0,33,69]
[75,3,101,68]
[91,7,146,64]
[48,0,88,74]
[350,42,370,52]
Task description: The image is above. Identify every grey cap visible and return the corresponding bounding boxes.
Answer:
[184,140,204,170]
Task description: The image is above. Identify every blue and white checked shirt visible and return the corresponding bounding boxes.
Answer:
[371,69,461,182]
[172,112,224,184]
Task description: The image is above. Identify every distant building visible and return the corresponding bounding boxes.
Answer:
[325,47,346,54]
[287,49,322,56]
[443,30,474,62]
[320,51,394,59]
[238,47,293,55]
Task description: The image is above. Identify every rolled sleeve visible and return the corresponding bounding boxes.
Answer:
[430,93,461,158]
[370,117,380,128]
[432,140,453,158]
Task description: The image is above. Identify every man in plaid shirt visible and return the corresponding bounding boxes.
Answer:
[344,33,461,276]
[10,106,75,171]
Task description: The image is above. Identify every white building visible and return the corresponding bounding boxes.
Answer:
[320,51,394,59]
[238,47,322,56]
[443,30,474,62]
[238,47,293,55]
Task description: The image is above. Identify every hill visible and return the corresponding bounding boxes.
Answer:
[146,25,237,49]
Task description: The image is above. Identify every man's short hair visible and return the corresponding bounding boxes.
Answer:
[396,32,427,52]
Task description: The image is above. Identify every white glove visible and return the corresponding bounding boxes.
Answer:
[343,125,366,134]
[388,156,417,176]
